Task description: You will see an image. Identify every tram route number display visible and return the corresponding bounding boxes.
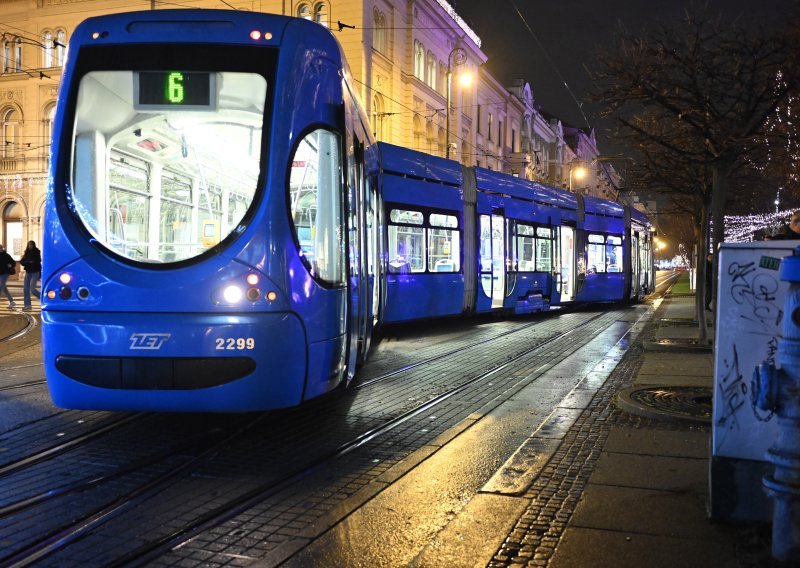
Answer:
[134,71,217,111]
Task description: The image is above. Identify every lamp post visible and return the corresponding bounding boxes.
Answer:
[569,163,588,193]
[446,47,467,160]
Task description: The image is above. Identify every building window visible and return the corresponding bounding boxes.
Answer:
[372,9,386,53]
[371,94,386,140]
[511,128,516,153]
[488,112,493,142]
[42,31,53,68]
[499,120,503,147]
[3,37,23,74]
[426,51,436,90]
[314,3,329,27]
[297,3,311,19]
[2,107,20,158]
[414,40,425,80]
[55,30,66,66]
[476,105,482,134]
[43,103,56,168]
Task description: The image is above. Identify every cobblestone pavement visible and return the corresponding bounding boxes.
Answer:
[487,299,720,568]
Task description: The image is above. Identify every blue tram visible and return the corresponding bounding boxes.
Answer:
[42,10,381,411]
[379,142,654,323]
[42,10,653,412]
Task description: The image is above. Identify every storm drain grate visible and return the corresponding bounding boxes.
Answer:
[615,386,712,424]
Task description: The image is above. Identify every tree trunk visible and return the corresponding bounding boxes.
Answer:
[710,158,734,310]
[696,203,710,345]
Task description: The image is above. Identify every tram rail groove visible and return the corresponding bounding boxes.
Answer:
[0,379,46,393]
[357,307,599,390]
[0,415,260,518]
[0,415,266,568]
[0,413,144,479]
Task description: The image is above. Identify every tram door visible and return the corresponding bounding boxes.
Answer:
[479,213,506,309]
[559,225,576,302]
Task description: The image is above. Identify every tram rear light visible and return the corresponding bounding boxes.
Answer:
[47,290,56,300]
[249,30,261,40]
[59,273,71,284]
[246,273,259,286]
[223,285,243,304]
[264,32,273,40]
[59,286,72,300]
[266,291,277,302]
[91,31,108,40]
[246,287,260,302]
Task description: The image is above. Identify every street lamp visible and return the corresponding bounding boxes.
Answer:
[569,163,588,193]
[446,46,469,160]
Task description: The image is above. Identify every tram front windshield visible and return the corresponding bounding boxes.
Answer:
[69,57,268,264]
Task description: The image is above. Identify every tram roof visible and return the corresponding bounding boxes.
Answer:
[377,143,462,186]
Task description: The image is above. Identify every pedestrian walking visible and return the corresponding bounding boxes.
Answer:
[20,240,41,311]
[0,244,16,309]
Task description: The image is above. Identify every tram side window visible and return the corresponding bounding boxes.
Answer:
[388,209,424,273]
[515,224,535,271]
[606,235,622,272]
[289,129,345,284]
[428,213,459,272]
[535,227,553,272]
[587,233,623,274]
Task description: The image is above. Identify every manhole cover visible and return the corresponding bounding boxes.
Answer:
[615,386,712,423]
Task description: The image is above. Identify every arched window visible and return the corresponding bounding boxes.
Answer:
[413,40,425,80]
[43,103,56,167]
[371,94,386,141]
[3,201,23,260]
[13,38,22,72]
[297,3,311,19]
[55,29,66,67]
[2,108,20,158]
[372,9,386,53]
[42,31,53,68]
[426,51,436,90]
[314,3,329,27]
[3,37,22,74]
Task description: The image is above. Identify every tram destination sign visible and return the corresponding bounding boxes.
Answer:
[134,71,217,111]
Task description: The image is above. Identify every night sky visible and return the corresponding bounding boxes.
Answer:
[452,0,796,148]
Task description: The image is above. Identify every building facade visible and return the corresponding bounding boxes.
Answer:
[0,0,631,257]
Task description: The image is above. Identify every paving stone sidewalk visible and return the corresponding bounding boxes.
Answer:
[487,294,772,568]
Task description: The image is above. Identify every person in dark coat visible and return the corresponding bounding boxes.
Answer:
[772,211,800,239]
[0,244,16,309]
[20,240,41,310]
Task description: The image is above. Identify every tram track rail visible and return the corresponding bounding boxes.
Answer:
[1,307,642,567]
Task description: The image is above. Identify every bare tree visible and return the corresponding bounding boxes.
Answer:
[592,8,795,341]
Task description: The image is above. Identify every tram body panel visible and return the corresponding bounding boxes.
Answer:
[574,196,626,303]
[380,144,465,323]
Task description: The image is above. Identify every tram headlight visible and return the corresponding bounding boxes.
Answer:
[223,285,243,304]
[59,273,72,284]
[246,273,259,286]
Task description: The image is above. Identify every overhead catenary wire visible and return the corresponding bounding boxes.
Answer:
[506,0,592,130]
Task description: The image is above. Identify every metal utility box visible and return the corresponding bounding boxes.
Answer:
[711,241,795,522]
